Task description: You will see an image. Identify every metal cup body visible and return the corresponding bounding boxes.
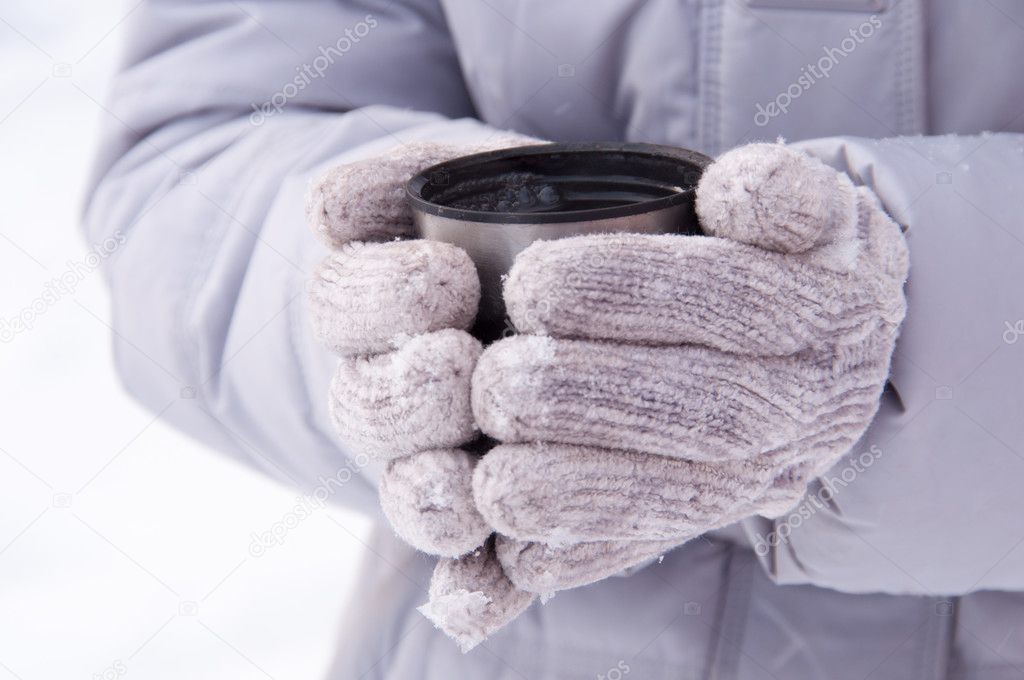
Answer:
[412,203,694,340]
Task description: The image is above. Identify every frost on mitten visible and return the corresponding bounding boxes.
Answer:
[379,449,491,558]
[418,538,536,653]
[309,240,480,355]
[494,535,682,594]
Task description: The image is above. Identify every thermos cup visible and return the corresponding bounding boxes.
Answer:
[407,143,711,341]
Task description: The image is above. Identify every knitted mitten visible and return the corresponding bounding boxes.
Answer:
[471,142,909,593]
[306,137,541,649]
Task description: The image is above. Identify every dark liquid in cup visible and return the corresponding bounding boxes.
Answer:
[429,172,685,214]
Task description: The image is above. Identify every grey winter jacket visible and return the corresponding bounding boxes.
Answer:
[84,0,1024,678]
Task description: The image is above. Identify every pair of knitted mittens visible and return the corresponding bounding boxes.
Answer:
[307,140,909,651]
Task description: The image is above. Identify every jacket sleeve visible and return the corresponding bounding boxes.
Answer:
[741,133,1024,596]
[82,0,506,512]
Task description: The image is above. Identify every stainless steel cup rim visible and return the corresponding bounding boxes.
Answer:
[406,142,712,225]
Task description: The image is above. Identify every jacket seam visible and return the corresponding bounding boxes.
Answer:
[895,0,909,132]
[698,0,724,155]
[705,544,755,680]
[927,596,956,680]
[176,165,241,395]
[894,0,925,134]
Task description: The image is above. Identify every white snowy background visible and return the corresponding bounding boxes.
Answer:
[0,2,372,678]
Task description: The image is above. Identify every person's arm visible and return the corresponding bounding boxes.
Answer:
[82,0,505,511]
[744,133,1024,595]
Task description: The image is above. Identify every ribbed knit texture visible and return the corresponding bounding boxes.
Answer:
[472,332,894,466]
[474,443,777,543]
